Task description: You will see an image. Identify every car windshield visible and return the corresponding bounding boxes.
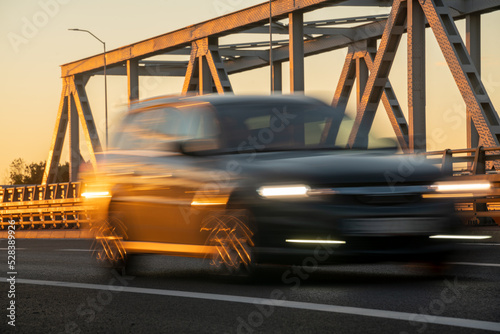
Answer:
[214,102,390,152]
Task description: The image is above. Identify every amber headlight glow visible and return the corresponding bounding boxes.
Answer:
[81,191,111,199]
[257,184,310,198]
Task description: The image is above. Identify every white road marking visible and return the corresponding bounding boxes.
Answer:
[1,277,499,332]
[0,248,27,250]
[449,262,500,268]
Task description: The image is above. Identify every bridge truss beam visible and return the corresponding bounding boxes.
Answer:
[42,76,102,185]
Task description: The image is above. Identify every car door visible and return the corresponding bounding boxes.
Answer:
[111,103,220,246]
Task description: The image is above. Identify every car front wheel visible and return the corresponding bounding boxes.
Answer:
[201,209,255,276]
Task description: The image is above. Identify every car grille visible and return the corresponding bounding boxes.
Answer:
[309,185,427,206]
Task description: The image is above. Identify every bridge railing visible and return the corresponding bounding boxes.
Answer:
[0,182,93,230]
[421,146,500,225]
[421,146,500,176]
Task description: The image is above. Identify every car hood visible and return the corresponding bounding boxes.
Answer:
[224,150,443,187]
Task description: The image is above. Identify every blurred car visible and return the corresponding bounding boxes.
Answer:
[82,94,465,274]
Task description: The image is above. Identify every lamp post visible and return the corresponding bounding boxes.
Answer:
[269,0,273,93]
[69,28,108,149]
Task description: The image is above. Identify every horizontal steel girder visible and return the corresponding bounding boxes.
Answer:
[62,1,498,78]
[61,0,353,77]
[86,0,499,79]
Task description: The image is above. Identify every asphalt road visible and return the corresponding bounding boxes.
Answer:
[0,239,499,334]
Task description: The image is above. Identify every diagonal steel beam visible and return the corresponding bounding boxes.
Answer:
[206,48,233,94]
[42,79,70,185]
[362,52,409,151]
[183,38,233,95]
[329,45,409,151]
[332,50,356,110]
[419,0,500,150]
[182,43,201,94]
[466,13,481,150]
[347,0,407,149]
[324,50,355,145]
[69,77,102,170]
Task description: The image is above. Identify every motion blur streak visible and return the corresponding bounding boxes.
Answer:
[81,191,111,199]
[258,185,310,198]
[122,241,218,256]
[285,239,346,244]
[429,235,492,240]
[434,182,491,192]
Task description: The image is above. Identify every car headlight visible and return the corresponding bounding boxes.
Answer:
[423,181,491,198]
[432,182,491,192]
[81,191,111,199]
[257,184,310,198]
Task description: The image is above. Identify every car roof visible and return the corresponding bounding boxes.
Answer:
[128,94,327,112]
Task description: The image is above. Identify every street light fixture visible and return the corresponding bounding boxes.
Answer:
[68,28,108,150]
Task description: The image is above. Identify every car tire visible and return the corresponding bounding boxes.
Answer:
[201,209,255,276]
[91,212,128,274]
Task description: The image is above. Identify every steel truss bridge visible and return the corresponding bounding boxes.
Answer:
[2,0,500,229]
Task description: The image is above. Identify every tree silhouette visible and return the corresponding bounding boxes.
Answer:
[7,158,69,185]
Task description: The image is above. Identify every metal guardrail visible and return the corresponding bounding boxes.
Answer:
[2,145,500,231]
[0,182,92,230]
[423,146,500,225]
[422,146,500,176]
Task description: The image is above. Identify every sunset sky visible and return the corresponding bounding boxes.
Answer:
[1,0,499,183]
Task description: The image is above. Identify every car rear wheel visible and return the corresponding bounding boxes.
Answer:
[91,213,128,273]
[201,209,255,276]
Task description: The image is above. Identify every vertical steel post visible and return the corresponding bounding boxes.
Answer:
[272,61,282,92]
[408,0,426,152]
[103,43,108,150]
[356,57,369,108]
[69,94,79,182]
[199,56,212,94]
[466,13,481,149]
[127,59,139,103]
[289,11,304,93]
